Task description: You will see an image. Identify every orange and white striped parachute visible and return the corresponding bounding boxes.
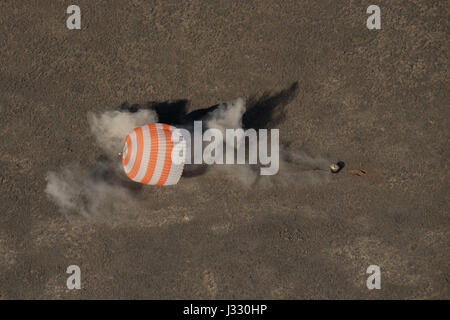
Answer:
[122,123,186,186]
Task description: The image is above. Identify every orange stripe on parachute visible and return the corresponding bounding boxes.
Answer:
[156,124,174,186]
[122,135,132,167]
[128,127,143,179]
[141,124,159,184]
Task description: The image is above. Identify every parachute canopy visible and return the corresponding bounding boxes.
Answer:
[122,123,186,186]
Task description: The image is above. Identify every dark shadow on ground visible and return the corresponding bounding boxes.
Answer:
[243,81,299,129]
[118,81,299,129]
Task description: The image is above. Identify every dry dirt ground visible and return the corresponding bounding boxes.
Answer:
[0,0,448,299]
